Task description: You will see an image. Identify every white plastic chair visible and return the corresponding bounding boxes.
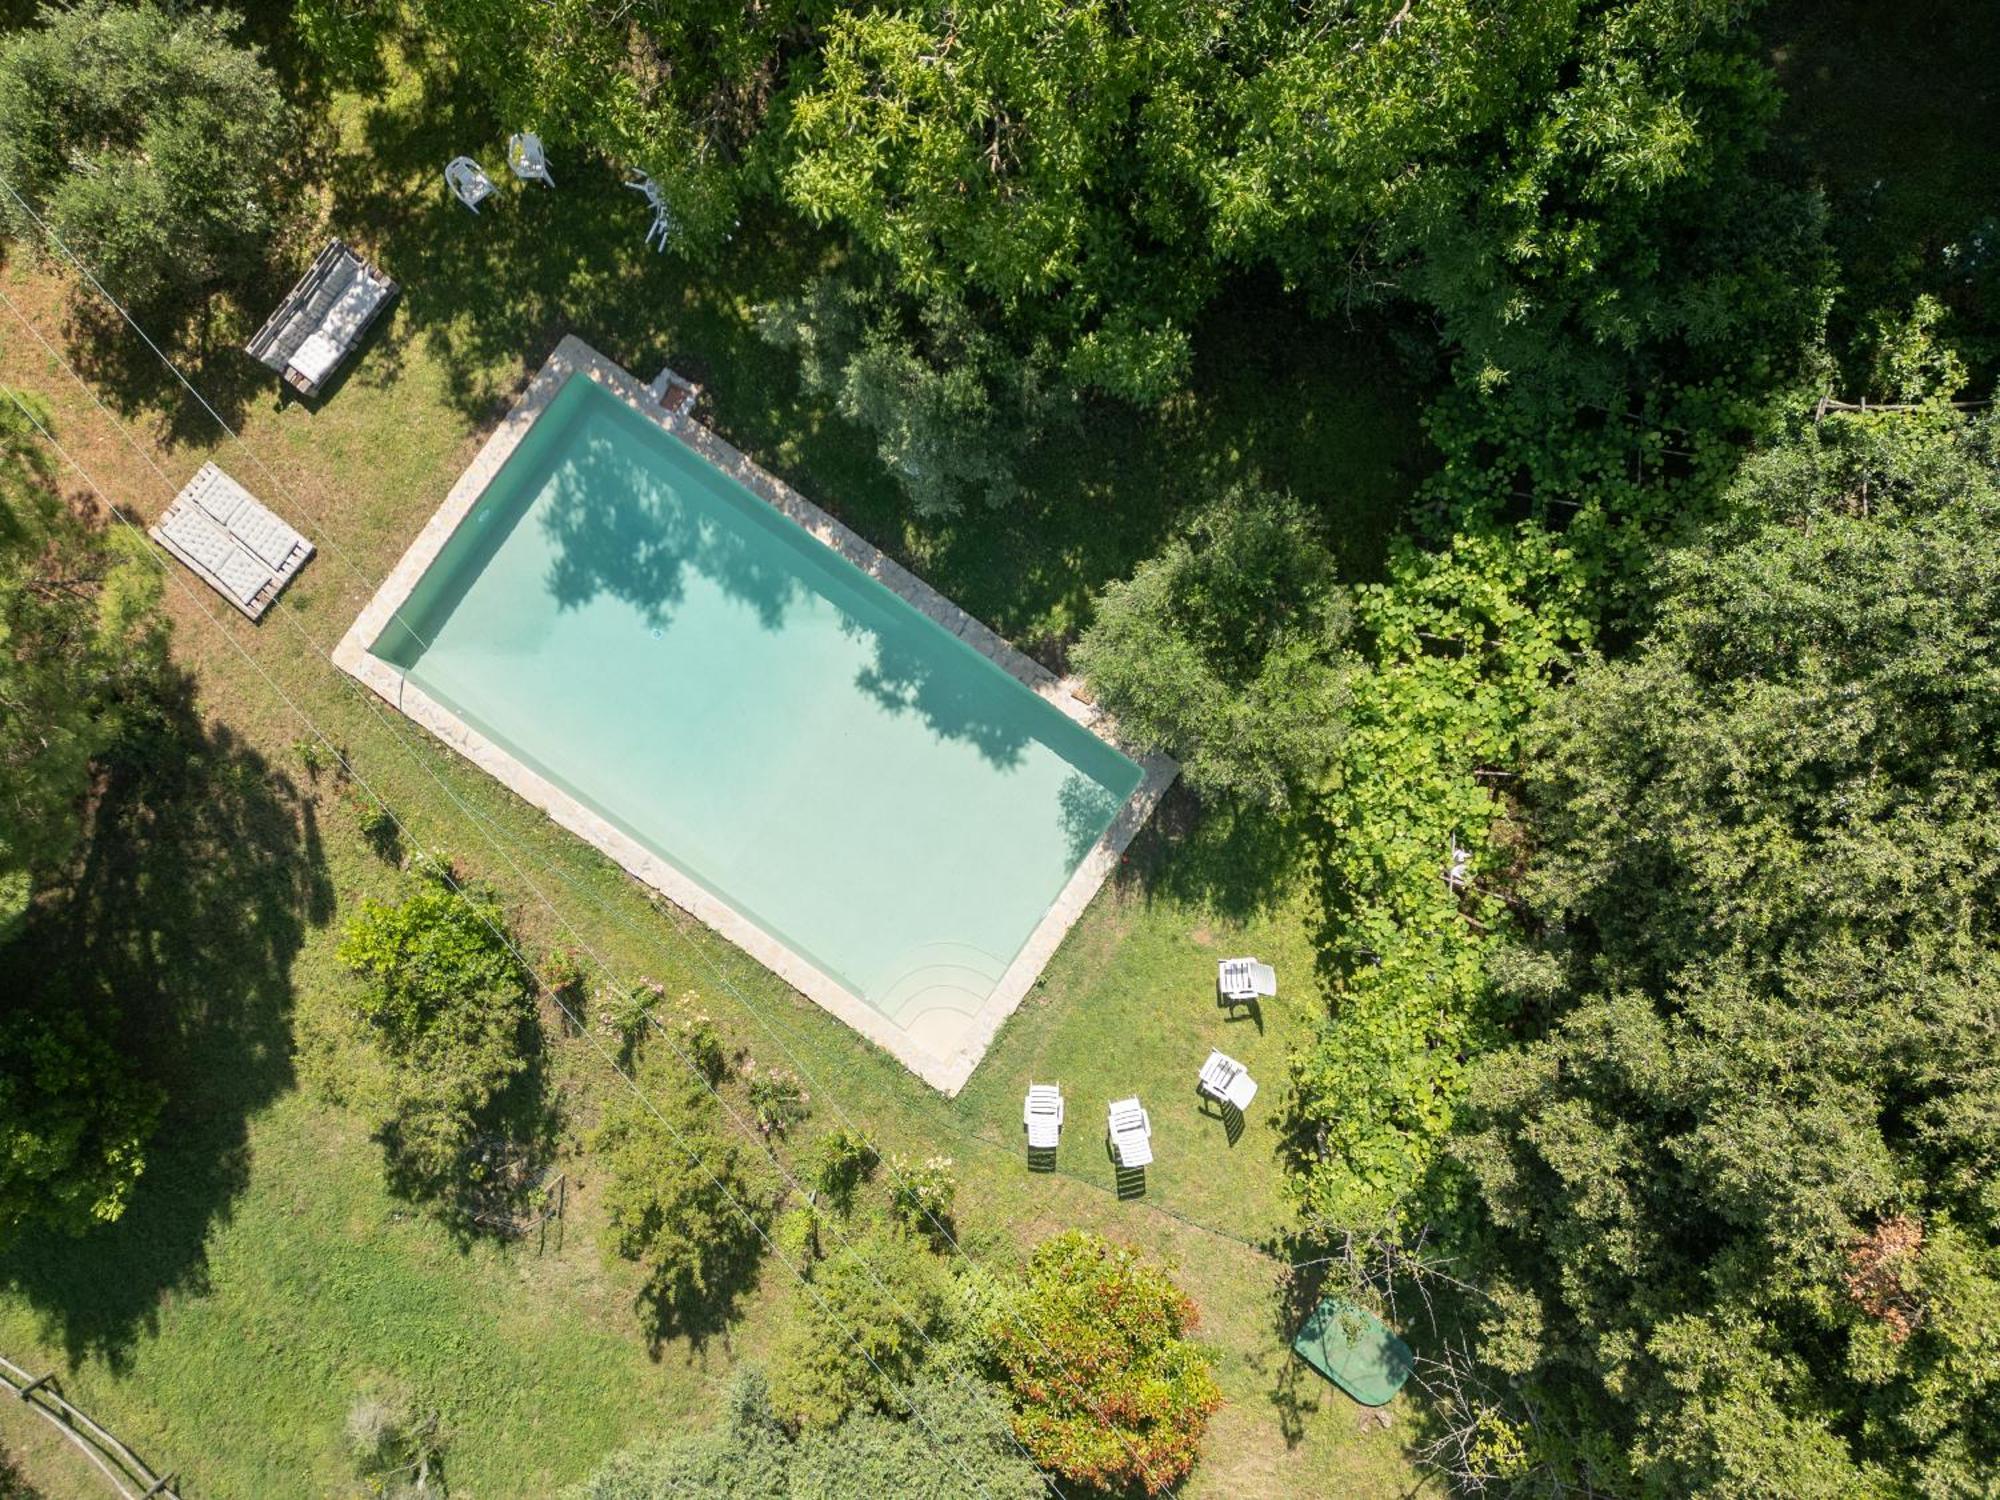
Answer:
[624,169,676,253]
[445,156,495,213]
[506,132,554,188]
[1218,957,1277,1003]
[1024,1084,1064,1151]
[1198,1049,1259,1113]
[1107,1097,1153,1168]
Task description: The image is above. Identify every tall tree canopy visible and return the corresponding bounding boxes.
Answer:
[0,2,294,310]
[1446,411,2000,1495]
[0,389,168,1246]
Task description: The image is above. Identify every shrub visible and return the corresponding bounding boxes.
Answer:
[335,870,535,1207]
[660,990,728,1083]
[345,1392,443,1498]
[594,1058,776,1344]
[886,1153,957,1247]
[746,1062,811,1138]
[540,946,589,1016]
[345,786,401,862]
[809,1128,878,1213]
[987,1230,1222,1494]
[770,1221,956,1431]
[597,980,658,1062]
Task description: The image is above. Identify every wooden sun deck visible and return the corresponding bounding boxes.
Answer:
[148,462,314,621]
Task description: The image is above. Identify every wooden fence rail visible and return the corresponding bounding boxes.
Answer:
[0,1352,183,1500]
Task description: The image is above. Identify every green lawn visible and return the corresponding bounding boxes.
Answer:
[0,40,1433,1500]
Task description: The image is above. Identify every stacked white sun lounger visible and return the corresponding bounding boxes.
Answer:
[149,463,313,620]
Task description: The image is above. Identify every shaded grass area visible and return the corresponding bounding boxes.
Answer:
[0,37,1433,1500]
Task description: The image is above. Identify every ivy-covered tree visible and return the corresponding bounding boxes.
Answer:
[986,1230,1222,1495]
[0,389,167,1247]
[1073,486,1352,810]
[0,2,294,310]
[1445,411,2000,1495]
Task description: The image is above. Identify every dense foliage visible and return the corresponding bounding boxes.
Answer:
[986,1230,1221,1495]
[564,1369,1042,1499]
[1073,486,1352,809]
[333,869,536,1206]
[0,390,166,1246]
[593,1050,777,1344]
[0,3,293,310]
[769,1219,957,1431]
[1446,412,2000,1495]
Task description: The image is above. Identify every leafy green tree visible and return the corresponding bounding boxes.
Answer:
[780,0,1217,402]
[0,389,166,1248]
[1074,486,1351,809]
[770,1220,956,1431]
[594,1054,776,1344]
[986,1230,1222,1495]
[0,394,166,937]
[0,3,294,310]
[335,870,536,1207]
[758,274,1065,516]
[1445,412,2000,1495]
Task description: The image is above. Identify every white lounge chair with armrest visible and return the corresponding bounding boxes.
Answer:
[1024,1084,1064,1151]
[1107,1097,1153,1168]
[1198,1049,1259,1113]
[445,156,495,213]
[624,170,676,252]
[1218,957,1277,1003]
[507,131,554,188]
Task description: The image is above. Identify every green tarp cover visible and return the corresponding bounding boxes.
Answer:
[1291,1296,1414,1407]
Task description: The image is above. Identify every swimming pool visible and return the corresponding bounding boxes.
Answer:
[336,339,1173,1092]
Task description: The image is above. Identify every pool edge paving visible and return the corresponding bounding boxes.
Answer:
[332,336,1177,1095]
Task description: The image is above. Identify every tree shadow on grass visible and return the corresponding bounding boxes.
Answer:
[0,673,332,1368]
[1112,782,1316,925]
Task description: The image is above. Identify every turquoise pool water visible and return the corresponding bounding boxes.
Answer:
[373,375,1143,1029]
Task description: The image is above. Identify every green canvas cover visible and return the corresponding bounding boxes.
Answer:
[1291,1296,1414,1407]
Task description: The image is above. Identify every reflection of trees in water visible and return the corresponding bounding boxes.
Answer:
[1057,772,1122,865]
[535,424,1046,767]
[850,615,1033,770]
[537,430,802,631]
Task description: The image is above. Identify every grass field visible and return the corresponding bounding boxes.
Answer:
[0,39,1434,1500]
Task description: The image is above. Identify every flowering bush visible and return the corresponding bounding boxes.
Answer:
[887,1153,957,1246]
[746,1063,811,1137]
[987,1231,1222,1494]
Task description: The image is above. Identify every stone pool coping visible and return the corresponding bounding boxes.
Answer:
[333,336,1177,1095]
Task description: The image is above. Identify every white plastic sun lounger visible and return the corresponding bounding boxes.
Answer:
[1198,1049,1259,1113]
[1024,1084,1064,1150]
[1218,957,1277,1003]
[1107,1096,1153,1168]
[149,463,313,620]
